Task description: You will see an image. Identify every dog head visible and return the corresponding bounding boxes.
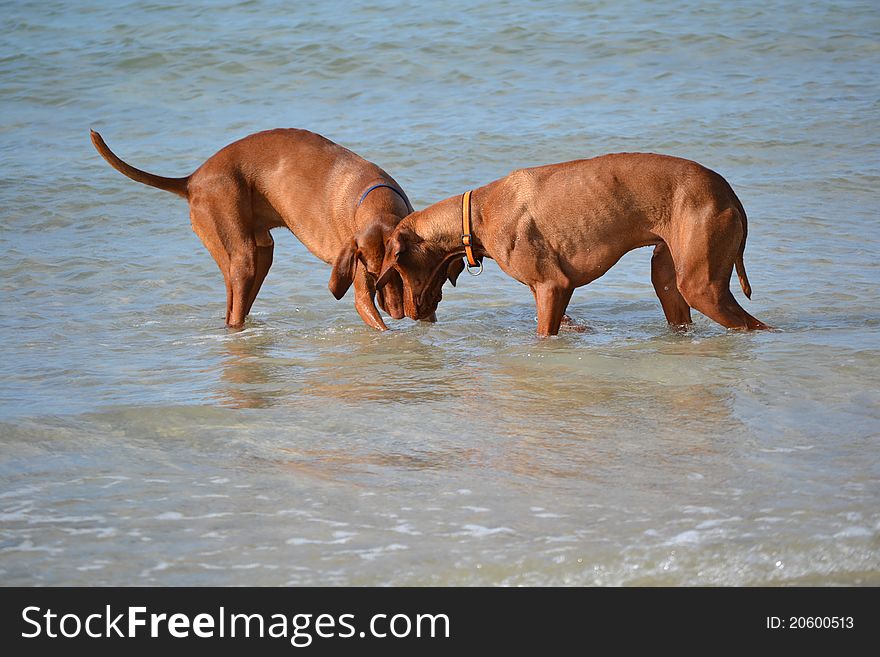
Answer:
[374,226,464,321]
[328,218,406,319]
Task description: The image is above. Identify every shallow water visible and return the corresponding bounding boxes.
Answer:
[1,0,878,585]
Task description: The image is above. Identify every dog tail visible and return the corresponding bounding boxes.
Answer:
[90,129,189,198]
[731,193,752,300]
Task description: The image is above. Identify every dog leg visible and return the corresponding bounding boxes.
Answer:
[227,248,257,328]
[353,267,388,331]
[243,233,274,317]
[671,209,770,330]
[679,281,770,330]
[531,285,583,333]
[651,242,692,327]
[534,284,574,337]
[192,188,261,329]
[190,212,233,325]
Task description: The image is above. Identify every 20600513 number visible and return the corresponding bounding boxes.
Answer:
[789,617,854,629]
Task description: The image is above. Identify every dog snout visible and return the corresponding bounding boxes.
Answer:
[415,287,442,320]
[383,290,406,320]
[383,280,406,320]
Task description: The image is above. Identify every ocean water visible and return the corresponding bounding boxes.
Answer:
[0,0,878,585]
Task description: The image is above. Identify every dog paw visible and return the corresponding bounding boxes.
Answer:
[559,314,591,333]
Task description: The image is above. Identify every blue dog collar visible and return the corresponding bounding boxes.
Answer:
[357,183,412,212]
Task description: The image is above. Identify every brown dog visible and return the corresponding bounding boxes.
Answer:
[91,127,417,330]
[376,153,771,336]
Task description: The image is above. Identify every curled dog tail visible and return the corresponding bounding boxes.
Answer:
[731,192,752,300]
[90,129,189,198]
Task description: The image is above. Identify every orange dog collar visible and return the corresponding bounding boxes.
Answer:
[461,190,482,275]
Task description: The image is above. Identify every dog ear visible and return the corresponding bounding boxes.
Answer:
[354,221,386,275]
[446,258,465,287]
[328,238,359,299]
[375,233,408,289]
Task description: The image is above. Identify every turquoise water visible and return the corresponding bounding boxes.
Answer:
[0,0,878,585]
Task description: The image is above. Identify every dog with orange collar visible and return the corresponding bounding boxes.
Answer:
[375,153,771,336]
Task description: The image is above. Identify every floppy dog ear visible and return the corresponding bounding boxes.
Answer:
[328,238,360,299]
[375,233,407,290]
[446,258,465,287]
